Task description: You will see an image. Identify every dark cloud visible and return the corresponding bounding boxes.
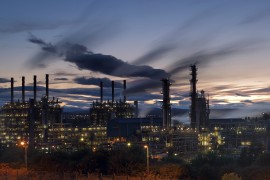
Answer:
[125,79,161,95]
[65,52,168,79]
[53,71,78,77]
[167,39,266,76]
[27,35,169,80]
[133,44,176,65]
[74,77,122,88]
[0,1,100,34]
[0,21,76,34]
[132,1,227,66]
[246,87,270,94]
[0,78,10,83]
[235,93,250,97]
[54,78,69,81]
[241,100,253,104]
[51,87,99,96]
[239,7,270,25]
[28,33,57,54]
[13,86,46,92]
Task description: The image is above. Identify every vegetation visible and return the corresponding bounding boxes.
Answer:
[0,145,270,179]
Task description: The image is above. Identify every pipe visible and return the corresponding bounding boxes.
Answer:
[112,81,114,103]
[123,80,126,102]
[22,76,25,103]
[11,77,14,103]
[162,78,171,130]
[190,65,197,129]
[100,81,103,103]
[34,75,37,102]
[45,74,49,98]
[134,100,139,118]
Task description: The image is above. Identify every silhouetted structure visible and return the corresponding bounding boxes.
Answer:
[0,75,62,149]
[89,80,137,127]
[162,78,171,130]
[190,65,210,131]
[190,65,197,129]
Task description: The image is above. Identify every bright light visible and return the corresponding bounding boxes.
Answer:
[144,145,148,149]
[20,141,25,146]
[127,142,131,146]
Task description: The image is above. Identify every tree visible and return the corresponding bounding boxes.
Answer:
[254,153,270,166]
[221,172,242,180]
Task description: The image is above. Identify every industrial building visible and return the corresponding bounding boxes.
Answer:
[89,80,138,127]
[207,118,270,155]
[190,65,210,131]
[0,75,62,150]
[2,65,269,161]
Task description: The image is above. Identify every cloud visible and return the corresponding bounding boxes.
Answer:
[65,52,169,79]
[27,35,169,80]
[241,100,253,104]
[54,78,69,81]
[239,7,270,25]
[0,21,76,34]
[125,79,161,95]
[53,71,78,77]
[167,39,265,76]
[235,93,250,97]
[0,78,10,83]
[133,44,176,65]
[132,1,228,66]
[246,87,270,94]
[74,77,122,87]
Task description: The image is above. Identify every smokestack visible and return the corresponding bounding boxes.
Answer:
[22,76,25,103]
[162,79,171,130]
[46,74,49,99]
[100,81,103,103]
[112,81,115,103]
[34,75,37,102]
[123,80,126,102]
[190,65,197,129]
[11,77,14,103]
[134,100,139,118]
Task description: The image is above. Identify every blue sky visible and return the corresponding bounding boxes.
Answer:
[1,0,270,118]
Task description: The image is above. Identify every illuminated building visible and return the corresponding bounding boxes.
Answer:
[89,80,137,127]
[190,65,210,131]
[0,75,62,149]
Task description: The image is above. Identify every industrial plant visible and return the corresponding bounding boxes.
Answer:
[0,65,269,160]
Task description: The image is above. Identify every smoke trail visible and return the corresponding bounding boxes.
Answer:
[28,34,169,80]
[132,1,228,66]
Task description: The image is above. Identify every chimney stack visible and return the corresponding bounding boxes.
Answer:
[46,74,49,99]
[100,81,103,103]
[162,79,171,130]
[190,65,197,129]
[134,100,139,118]
[112,81,115,103]
[11,77,14,103]
[34,75,37,102]
[22,76,25,103]
[123,80,126,102]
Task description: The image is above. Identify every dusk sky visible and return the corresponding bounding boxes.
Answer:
[1,0,270,119]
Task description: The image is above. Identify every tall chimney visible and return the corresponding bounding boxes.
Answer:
[46,74,49,99]
[162,79,171,130]
[34,75,37,102]
[190,65,197,129]
[123,80,126,102]
[100,81,103,103]
[22,76,25,103]
[112,81,115,103]
[11,77,14,103]
[134,100,139,118]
